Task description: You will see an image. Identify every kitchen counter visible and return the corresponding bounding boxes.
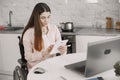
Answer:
[0,27,120,36]
[61,27,120,36]
[77,27,120,36]
[0,29,23,34]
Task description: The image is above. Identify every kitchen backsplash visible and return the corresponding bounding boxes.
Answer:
[0,0,120,28]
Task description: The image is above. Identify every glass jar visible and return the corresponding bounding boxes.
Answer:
[106,17,112,29]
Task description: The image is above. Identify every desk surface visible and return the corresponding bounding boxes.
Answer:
[27,53,119,80]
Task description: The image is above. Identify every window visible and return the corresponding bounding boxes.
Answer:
[87,0,98,3]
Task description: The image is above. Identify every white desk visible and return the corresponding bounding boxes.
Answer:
[27,53,119,80]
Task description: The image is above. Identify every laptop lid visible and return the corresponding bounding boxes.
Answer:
[85,36,120,77]
[65,36,120,77]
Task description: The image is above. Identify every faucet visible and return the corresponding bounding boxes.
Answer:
[8,10,13,27]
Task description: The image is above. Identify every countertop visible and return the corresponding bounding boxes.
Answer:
[0,27,120,36]
[0,29,23,34]
[61,27,120,36]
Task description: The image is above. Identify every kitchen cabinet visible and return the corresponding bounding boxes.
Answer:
[0,34,21,75]
[0,32,118,75]
[76,35,117,53]
[0,34,3,72]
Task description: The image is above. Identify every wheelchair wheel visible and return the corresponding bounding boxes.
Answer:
[13,66,25,80]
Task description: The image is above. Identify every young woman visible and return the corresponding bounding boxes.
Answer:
[21,3,67,69]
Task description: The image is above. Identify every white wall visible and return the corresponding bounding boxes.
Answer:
[0,0,120,28]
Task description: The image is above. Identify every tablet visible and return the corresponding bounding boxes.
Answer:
[50,40,68,54]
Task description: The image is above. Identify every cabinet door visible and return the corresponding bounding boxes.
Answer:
[76,35,107,53]
[0,34,3,72]
[76,35,118,53]
[0,34,21,74]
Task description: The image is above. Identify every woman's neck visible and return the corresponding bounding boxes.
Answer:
[42,26,49,34]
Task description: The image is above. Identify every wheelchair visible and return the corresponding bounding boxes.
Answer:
[13,36,65,80]
[13,36,28,80]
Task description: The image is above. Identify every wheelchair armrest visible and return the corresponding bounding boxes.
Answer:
[18,59,27,67]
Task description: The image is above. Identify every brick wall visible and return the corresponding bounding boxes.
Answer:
[0,0,119,28]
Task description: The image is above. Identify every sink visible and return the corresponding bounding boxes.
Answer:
[4,27,24,31]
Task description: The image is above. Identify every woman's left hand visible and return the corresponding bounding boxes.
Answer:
[58,45,67,55]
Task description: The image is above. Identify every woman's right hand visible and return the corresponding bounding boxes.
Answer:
[42,45,54,58]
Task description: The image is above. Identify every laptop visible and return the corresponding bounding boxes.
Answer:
[65,36,120,77]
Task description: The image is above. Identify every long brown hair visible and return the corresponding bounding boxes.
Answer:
[21,3,51,51]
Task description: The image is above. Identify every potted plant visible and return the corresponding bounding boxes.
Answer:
[114,61,120,76]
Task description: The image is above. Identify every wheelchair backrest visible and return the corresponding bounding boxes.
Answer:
[18,36,26,61]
